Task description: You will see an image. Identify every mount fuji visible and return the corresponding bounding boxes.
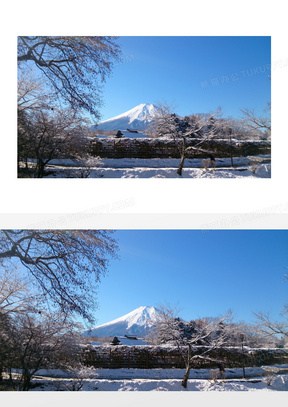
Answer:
[94,103,156,131]
[83,306,157,337]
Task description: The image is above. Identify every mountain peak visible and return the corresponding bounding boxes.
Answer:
[83,306,157,337]
[94,103,156,131]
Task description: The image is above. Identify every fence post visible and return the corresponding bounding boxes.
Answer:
[240,334,246,378]
[229,135,234,167]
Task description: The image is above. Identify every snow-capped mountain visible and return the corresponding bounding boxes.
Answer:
[83,306,157,337]
[94,103,156,131]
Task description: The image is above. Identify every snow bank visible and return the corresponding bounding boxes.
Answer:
[46,164,271,178]
[29,364,288,391]
[24,155,271,178]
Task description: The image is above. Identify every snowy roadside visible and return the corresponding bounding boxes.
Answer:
[45,155,271,169]
[32,364,288,380]
[29,376,288,391]
[45,164,271,178]
[29,374,288,391]
[21,364,288,391]
[22,155,271,178]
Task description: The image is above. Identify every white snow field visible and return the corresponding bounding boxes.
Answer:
[28,365,288,391]
[37,155,271,178]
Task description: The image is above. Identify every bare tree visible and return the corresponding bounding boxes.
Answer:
[148,103,268,175]
[17,70,47,172]
[254,271,288,347]
[54,365,99,391]
[176,110,221,176]
[211,114,265,168]
[241,105,271,140]
[17,38,121,177]
[0,269,32,316]
[17,71,102,178]
[0,269,34,384]
[0,268,95,390]
[18,103,95,178]
[17,36,121,119]
[4,310,83,390]
[0,230,118,324]
[146,303,183,344]
[147,101,183,138]
[64,154,103,179]
[149,304,232,388]
[223,318,277,348]
[17,68,49,113]
[241,73,271,140]
[254,311,288,343]
[148,102,222,176]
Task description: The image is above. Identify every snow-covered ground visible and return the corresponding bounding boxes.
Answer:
[24,364,288,391]
[31,155,270,178]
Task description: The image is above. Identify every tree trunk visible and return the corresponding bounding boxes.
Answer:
[181,345,191,388]
[181,364,191,388]
[36,158,45,178]
[229,136,234,167]
[177,137,186,176]
[8,367,13,383]
[21,369,31,391]
[177,155,185,176]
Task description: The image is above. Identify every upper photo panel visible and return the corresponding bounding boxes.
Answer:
[17,36,271,179]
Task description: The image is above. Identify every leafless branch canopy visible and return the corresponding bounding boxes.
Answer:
[254,311,288,338]
[18,36,121,118]
[0,230,118,323]
[241,107,271,132]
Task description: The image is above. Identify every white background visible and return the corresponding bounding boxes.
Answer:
[0,0,287,405]
[1,0,287,218]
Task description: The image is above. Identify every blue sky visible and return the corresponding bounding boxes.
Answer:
[94,230,287,327]
[98,36,271,123]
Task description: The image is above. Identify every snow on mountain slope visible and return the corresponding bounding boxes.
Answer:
[94,103,156,131]
[83,306,157,337]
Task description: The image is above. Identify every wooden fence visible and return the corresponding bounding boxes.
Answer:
[82,345,288,369]
[90,138,271,159]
